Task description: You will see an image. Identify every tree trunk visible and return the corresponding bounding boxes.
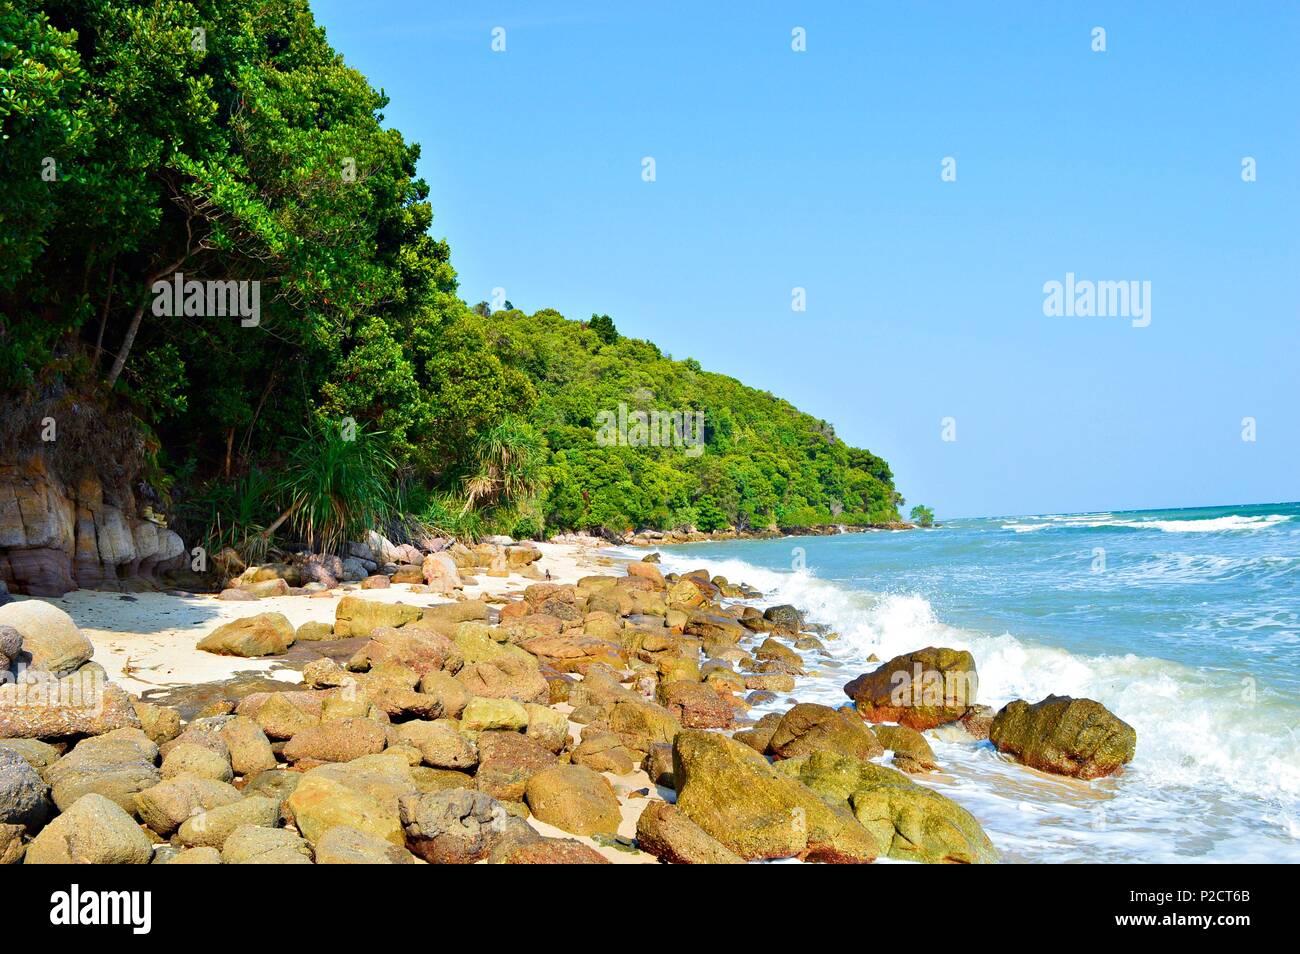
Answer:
[105,255,188,388]
[93,260,116,367]
[105,297,146,388]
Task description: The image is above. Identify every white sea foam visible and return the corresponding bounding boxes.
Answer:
[644,547,1300,862]
[1128,514,1292,533]
[1027,513,1293,533]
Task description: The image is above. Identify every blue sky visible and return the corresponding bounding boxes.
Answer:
[312,1,1298,519]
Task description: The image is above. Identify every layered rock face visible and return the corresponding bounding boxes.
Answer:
[0,457,185,596]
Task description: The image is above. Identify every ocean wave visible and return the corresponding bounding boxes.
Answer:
[1003,514,1292,534]
[1105,552,1300,586]
[647,547,1300,857]
[1128,514,1293,533]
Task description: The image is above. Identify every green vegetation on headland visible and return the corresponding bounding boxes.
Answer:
[0,0,903,559]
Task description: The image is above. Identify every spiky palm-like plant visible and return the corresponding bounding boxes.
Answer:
[271,420,398,554]
[461,417,544,514]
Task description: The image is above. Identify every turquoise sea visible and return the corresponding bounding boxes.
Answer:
[637,502,1300,863]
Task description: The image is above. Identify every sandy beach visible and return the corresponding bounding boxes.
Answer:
[9,540,664,863]
[50,542,615,695]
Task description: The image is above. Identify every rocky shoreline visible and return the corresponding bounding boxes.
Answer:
[615,523,917,547]
[0,539,1135,864]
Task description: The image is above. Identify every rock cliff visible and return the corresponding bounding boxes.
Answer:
[0,456,185,596]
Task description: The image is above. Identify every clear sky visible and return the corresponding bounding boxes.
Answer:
[312,1,1298,519]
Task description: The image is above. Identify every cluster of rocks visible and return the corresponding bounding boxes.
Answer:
[212,533,545,603]
[841,645,1137,781]
[623,524,913,547]
[1,544,1137,865]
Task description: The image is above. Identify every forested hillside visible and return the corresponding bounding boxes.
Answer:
[477,309,901,534]
[0,0,901,561]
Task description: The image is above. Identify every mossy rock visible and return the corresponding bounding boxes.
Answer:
[672,730,877,863]
[777,750,996,864]
[873,723,939,773]
[334,596,422,638]
[989,695,1135,779]
[843,646,977,730]
[197,613,295,657]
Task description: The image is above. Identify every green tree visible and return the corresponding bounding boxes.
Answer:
[588,313,618,345]
[909,505,935,527]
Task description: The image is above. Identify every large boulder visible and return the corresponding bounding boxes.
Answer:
[0,738,59,771]
[315,824,417,864]
[160,742,233,782]
[176,795,280,848]
[656,680,734,729]
[671,730,877,863]
[0,749,49,829]
[43,728,160,813]
[220,825,313,864]
[218,716,278,777]
[197,613,295,657]
[459,697,528,733]
[762,604,802,633]
[24,793,153,864]
[989,695,1136,780]
[244,692,320,739]
[0,672,141,738]
[524,704,569,753]
[282,717,387,764]
[873,723,939,773]
[489,837,611,864]
[775,750,997,864]
[421,552,464,594]
[473,731,558,802]
[625,561,665,588]
[0,600,94,674]
[347,626,462,676]
[334,596,422,638]
[134,775,243,836]
[395,720,478,770]
[851,781,997,864]
[524,764,622,836]
[635,800,743,864]
[682,611,746,645]
[768,703,883,761]
[131,699,182,746]
[571,731,637,775]
[416,670,471,719]
[400,788,530,864]
[607,698,681,753]
[843,647,978,730]
[286,772,404,847]
[456,653,549,705]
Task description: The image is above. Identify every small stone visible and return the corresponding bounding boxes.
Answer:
[460,697,529,732]
[524,764,622,836]
[220,825,313,864]
[315,824,417,864]
[161,743,234,782]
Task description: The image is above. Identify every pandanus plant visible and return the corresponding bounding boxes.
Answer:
[461,416,544,515]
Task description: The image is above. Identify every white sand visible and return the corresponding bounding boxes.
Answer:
[16,539,669,862]
[36,541,618,695]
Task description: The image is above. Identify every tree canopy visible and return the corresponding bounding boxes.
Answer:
[0,0,903,551]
